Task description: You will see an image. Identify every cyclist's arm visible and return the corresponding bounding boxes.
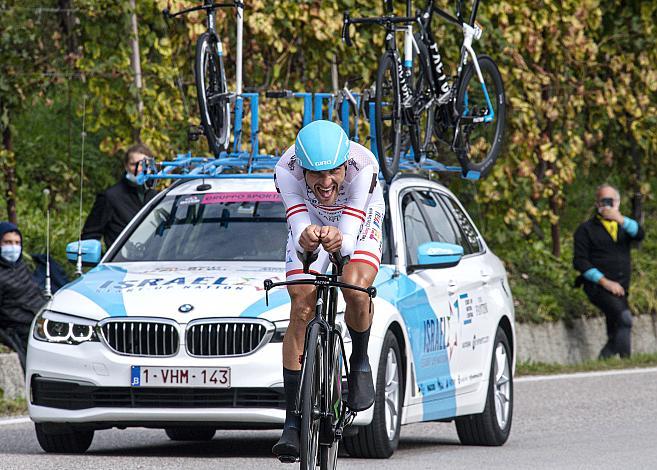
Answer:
[275,166,313,254]
[337,165,377,256]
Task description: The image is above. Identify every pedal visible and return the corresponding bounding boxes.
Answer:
[277,455,297,464]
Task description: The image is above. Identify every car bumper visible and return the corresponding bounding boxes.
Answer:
[27,336,287,426]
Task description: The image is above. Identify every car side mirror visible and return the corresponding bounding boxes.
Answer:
[66,239,102,266]
[408,242,464,272]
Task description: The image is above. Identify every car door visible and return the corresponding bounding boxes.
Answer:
[396,189,458,418]
[431,191,490,394]
[410,189,488,395]
[437,193,497,388]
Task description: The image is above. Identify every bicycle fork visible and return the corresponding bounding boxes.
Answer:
[457,22,494,124]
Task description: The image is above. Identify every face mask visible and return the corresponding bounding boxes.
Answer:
[125,172,142,186]
[1,245,21,263]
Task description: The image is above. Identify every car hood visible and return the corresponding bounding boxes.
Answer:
[49,261,291,323]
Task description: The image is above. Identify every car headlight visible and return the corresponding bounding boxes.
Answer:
[33,310,99,344]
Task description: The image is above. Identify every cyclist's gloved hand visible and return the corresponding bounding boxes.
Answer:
[319,226,343,254]
[299,224,322,252]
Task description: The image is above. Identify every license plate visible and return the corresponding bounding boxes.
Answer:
[130,366,230,388]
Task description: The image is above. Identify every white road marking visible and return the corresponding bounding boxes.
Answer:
[516,366,657,383]
[0,416,30,427]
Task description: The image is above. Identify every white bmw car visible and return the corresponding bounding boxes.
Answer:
[27,173,515,457]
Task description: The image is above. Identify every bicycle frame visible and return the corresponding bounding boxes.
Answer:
[417,0,494,123]
[264,262,376,445]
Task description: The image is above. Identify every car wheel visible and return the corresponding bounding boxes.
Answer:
[165,426,216,441]
[455,326,513,446]
[343,330,403,458]
[35,423,94,453]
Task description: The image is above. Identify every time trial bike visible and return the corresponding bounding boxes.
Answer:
[264,252,377,469]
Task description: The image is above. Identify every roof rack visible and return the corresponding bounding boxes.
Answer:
[137,90,480,184]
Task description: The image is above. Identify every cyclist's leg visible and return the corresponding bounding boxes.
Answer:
[340,207,384,411]
[273,235,330,459]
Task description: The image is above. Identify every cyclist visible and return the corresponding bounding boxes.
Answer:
[272,120,385,459]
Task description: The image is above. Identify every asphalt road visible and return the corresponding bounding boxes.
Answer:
[2,367,657,470]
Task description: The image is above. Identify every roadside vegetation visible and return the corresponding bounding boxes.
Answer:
[0,1,655,323]
[0,394,27,416]
[517,352,657,376]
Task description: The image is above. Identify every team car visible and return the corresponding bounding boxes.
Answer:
[27,173,515,456]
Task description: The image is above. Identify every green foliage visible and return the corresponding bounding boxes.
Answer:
[0,396,27,416]
[517,352,657,376]
[0,0,655,321]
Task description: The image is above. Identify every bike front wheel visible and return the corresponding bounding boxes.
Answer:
[375,52,402,183]
[319,331,344,470]
[300,323,323,469]
[454,55,506,178]
[195,32,231,156]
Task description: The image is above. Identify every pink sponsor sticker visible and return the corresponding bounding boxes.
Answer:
[201,192,282,204]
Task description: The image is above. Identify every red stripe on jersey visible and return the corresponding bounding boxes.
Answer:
[350,258,379,272]
[286,203,306,214]
[344,206,366,216]
[353,250,381,264]
[286,208,308,219]
[341,210,365,222]
[286,269,320,277]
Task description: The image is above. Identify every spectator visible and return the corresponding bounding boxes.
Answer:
[82,143,158,248]
[573,184,645,359]
[0,222,48,370]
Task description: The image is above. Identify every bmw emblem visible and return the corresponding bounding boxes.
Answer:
[178,304,194,313]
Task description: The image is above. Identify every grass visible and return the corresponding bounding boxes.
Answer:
[0,344,9,354]
[0,397,27,416]
[517,352,657,376]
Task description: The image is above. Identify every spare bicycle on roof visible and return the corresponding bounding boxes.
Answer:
[152,0,505,184]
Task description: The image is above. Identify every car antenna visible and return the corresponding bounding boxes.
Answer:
[43,188,52,298]
[75,95,87,276]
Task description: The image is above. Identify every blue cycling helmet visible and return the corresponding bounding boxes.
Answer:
[295,120,350,171]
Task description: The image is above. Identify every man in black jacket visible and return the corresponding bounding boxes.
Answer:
[0,222,48,370]
[573,184,645,358]
[82,143,158,248]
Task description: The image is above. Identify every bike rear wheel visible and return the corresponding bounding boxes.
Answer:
[300,323,323,469]
[195,32,231,156]
[375,52,402,183]
[454,55,505,178]
[319,331,344,470]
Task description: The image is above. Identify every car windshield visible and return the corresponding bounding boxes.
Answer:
[110,191,288,262]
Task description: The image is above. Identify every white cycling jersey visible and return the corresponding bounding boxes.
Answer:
[274,141,386,278]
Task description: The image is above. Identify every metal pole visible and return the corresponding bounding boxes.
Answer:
[236,2,243,95]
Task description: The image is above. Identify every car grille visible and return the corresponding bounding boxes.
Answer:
[31,376,285,410]
[100,319,179,357]
[186,320,272,357]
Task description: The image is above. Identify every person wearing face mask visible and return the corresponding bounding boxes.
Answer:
[573,183,645,359]
[81,143,159,248]
[0,222,48,370]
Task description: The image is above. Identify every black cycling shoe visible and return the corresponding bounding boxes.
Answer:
[347,368,375,412]
[272,427,299,463]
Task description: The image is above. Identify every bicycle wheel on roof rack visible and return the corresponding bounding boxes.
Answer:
[454,55,505,178]
[375,52,402,183]
[409,34,437,163]
[195,32,231,157]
